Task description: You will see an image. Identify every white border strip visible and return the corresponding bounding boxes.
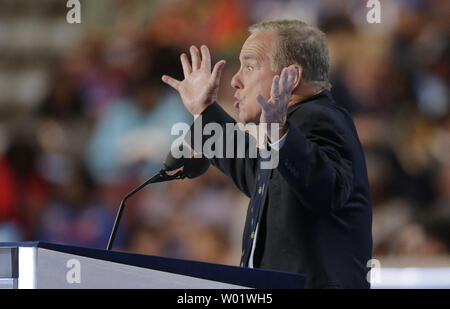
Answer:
[371,267,450,289]
[18,247,36,289]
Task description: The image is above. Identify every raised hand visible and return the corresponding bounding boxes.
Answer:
[257,66,298,141]
[162,45,226,116]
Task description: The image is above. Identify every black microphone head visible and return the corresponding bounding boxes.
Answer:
[164,143,210,178]
[164,143,187,171]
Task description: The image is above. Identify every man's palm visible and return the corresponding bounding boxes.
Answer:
[162,45,226,115]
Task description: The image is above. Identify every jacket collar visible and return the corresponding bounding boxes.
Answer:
[287,89,332,117]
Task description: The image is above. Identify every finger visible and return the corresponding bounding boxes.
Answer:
[161,75,180,91]
[210,60,226,86]
[200,45,211,71]
[257,95,270,111]
[180,53,192,78]
[282,67,289,91]
[287,67,296,90]
[190,46,201,71]
[283,67,297,107]
[271,75,280,103]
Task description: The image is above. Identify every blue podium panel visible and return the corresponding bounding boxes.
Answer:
[0,242,305,289]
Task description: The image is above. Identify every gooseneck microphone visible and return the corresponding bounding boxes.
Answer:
[106,144,209,250]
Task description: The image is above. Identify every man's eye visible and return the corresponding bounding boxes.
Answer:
[245,66,253,71]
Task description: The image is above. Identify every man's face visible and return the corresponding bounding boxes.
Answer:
[231,31,278,124]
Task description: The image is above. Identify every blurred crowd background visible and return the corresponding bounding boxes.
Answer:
[0,0,448,268]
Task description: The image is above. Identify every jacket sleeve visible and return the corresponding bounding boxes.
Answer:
[277,104,354,214]
[186,102,258,198]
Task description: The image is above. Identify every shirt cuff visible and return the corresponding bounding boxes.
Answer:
[268,130,288,151]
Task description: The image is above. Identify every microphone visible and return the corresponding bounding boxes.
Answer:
[106,143,210,250]
[164,143,210,178]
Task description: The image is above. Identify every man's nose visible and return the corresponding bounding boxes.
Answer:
[231,71,242,89]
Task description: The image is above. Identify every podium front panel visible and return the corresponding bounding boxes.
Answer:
[35,248,247,289]
[0,242,305,289]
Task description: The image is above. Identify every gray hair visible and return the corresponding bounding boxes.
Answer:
[249,20,331,90]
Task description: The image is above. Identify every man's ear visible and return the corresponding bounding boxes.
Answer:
[291,65,302,91]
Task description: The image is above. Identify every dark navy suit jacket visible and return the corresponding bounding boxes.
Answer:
[189,90,373,288]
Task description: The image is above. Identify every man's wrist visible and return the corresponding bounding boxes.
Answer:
[268,122,289,142]
[279,123,289,139]
[192,101,214,117]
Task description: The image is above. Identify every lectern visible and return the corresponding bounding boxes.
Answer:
[0,242,305,289]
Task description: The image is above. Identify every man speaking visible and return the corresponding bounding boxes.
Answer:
[162,20,372,289]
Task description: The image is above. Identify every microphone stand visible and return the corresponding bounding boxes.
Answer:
[106,168,185,251]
